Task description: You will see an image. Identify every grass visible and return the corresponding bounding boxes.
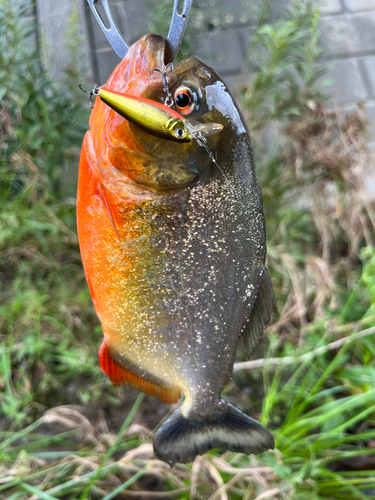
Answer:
[1,324,375,498]
[1,0,375,498]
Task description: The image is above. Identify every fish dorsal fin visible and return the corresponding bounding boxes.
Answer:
[242,268,274,358]
[99,340,181,404]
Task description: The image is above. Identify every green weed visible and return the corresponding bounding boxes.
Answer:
[241,2,328,130]
[0,0,374,498]
[146,0,225,62]
[0,0,100,421]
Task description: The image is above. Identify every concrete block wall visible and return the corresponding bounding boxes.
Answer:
[17,0,375,143]
[36,0,92,82]
[16,0,92,82]
[83,0,375,142]
[85,0,263,83]
[318,0,375,142]
[17,0,38,54]
[85,0,151,82]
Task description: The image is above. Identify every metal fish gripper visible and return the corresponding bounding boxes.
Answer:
[86,0,193,62]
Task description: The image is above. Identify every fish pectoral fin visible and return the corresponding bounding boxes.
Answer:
[98,340,181,405]
[242,268,274,358]
[153,402,274,465]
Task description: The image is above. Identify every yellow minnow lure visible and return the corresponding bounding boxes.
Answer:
[96,87,223,143]
[98,87,192,142]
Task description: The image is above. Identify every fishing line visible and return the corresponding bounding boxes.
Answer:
[192,132,238,200]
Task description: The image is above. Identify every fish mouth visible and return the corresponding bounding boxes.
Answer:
[98,34,223,145]
[94,34,223,195]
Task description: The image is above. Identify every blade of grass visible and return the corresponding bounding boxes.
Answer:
[292,336,363,417]
[234,326,375,372]
[101,466,148,500]
[320,478,375,487]
[44,462,122,497]
[332,402,375,434]
[0,419,45,452]
[282,390,375,440]
[0,462,75,494]
[20,482,60,500]
[78,392,145,500]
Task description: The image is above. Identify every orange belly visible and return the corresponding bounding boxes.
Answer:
[77,131,181,404]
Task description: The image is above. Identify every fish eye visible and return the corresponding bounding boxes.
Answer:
[174,86,195,115]
[175,90,190,109]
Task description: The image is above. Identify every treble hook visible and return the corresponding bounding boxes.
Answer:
[86,0,193,62]
[149,63,174,107]
[79,83,100,108]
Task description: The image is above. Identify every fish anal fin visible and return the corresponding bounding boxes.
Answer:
[242,268,274,358]
[98,340,181,405]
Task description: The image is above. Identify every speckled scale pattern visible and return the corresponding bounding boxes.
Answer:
[77,34,270,424]
[140,136,266,416]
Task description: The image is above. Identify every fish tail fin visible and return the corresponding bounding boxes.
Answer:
[153,402,274,465]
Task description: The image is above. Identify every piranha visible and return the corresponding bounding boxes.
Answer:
[77,33,274,465]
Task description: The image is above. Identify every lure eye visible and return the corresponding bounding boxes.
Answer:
[175,128,185,138]
[173,125,189,140]
[174,86,195,114]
